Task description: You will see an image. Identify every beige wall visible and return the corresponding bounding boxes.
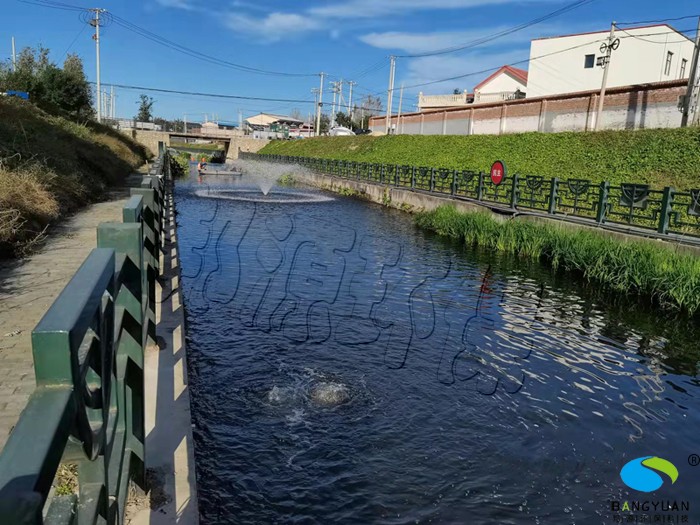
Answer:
[129,129,170,157]
[225,137,270,160]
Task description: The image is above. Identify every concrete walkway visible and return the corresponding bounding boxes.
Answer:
[126,185,199,524]
[0,190,130,451]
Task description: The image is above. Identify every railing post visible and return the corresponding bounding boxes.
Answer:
[548,177,559,215]
[430,168,436,192]
[596,181,610,224]
[658,186,675,234]
[477,172,485,201]
[128,188,158,346]
[96,222,146,486]
[451,170,457,195]
[510,173,520,208]
[411,166,416,189]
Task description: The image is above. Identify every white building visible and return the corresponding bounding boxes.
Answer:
[473,65,528,103]
[418,65,527,111]
[527,24,695,98]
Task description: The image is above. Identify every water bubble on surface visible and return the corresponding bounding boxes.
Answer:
[236,160,310,195]
[309,382,350,406]
[267,385,294,405]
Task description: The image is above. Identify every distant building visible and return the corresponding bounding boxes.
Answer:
[113,118,162,131]
[289,122,315,138]
[244,113,305,139]
[418,66,527,111]
[527,24,694,98]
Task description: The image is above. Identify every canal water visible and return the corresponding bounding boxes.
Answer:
[175,167,700,524]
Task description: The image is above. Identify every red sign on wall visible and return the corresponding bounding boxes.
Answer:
[490,160,506,186]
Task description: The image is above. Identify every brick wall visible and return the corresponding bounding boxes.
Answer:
[376,80,686,136]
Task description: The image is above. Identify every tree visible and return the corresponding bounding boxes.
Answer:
[290,108,303,121]
[319,114,330,134]
[335,111,353,129]
[136,94,154,122]
[453,88,462,95]
[172,118,185,132]
[0,46,93,120]
[354,94,382,129]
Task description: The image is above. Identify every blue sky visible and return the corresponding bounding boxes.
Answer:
[2,0,698,122]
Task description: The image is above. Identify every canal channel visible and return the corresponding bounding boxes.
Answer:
[174,164,700,524]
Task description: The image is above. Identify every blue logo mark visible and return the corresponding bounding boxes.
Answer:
[620,456,679,493]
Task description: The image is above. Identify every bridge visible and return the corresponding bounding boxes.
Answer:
[128,129,269,161]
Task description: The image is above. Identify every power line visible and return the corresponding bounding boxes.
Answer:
[617,15,700,26]
[109,14,318,78]
[18,0,85,12]
[396,0,597,58]
[89,82,317,104]
[95,82,387,114]
[60,21,87,58]
[616,26,695,44]
[17,0,319,78]
[386,27,697,92]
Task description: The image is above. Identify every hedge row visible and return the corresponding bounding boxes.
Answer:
[259,128,700,190]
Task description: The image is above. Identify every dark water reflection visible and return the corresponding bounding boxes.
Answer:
[175,170,700,524]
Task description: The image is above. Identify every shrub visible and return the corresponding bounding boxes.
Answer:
[259,129,700,190]
[415,205,700,314]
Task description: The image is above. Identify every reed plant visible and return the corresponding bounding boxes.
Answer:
[415,205,700,314]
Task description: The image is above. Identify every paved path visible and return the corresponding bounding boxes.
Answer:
[0,190,130,452]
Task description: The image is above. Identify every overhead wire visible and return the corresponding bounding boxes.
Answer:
[89,82,388,114]
[17,0,320,78]
[617,15,700,26]
[385,27,698,93]
[60,22,87,58]
[396,0,597,58]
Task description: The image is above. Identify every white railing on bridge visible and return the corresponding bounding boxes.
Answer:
[418,90,525,110]
[418,91,471,110]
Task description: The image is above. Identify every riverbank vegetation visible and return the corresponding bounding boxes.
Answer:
[259,129,700,190]
[0,97,148,257]
[415,205,700,314]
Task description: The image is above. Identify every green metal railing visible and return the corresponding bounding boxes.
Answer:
[0,153,171,524]
[243,153,700,240]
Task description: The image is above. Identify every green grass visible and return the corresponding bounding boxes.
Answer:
[0,97,149,257]
[170,142,224,152]
[260,128,700,190]
[416,205,700,314]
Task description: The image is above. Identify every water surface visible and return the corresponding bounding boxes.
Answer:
[176,168,700,524]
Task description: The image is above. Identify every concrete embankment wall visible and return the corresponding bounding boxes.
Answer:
[225,137,269,160]
[291,170,700,255]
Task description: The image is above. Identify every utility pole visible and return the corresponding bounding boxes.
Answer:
[316,72,325,137]
[11,37,16,72]
[385,55,396,134]
[396,83,404,135]
[330,81,339,127]
[111,85,115,119]
[594,21,618,131]
[89,8,106,122]
[681,16,700,127]
[184,113,187,134]
[311,88,320,136]
[347,81,356,122]
[238,109,243,131]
